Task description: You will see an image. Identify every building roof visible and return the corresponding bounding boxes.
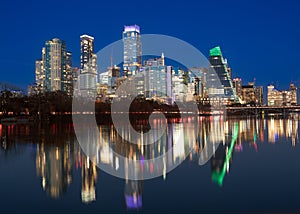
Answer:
[80,34,94,40]
[124,25,140,33]
[210,46,222,57]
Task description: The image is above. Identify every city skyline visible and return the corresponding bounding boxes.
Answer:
[28,29,297,106]
[1,1,300,213]
[27,31,300,94]
[1,0,300,90]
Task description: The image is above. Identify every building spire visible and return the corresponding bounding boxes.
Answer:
[161,52,165,66]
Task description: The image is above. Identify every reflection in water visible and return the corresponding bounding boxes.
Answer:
[210,123,238,186]
[36,143,72,198]
[125,180,143,210]
[0,116,299,209]
[81,155,97,203]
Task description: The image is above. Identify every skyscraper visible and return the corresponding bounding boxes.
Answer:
[232,78,242,97]
[172,67,189,102]
[78,34,98,96]
[255,86,264,106]
[108,65,121,94]
[63,51,73,96]
[123,25,142,77]
[143,57,172,104]
[80,35,94,71]
[209,46,239,104]
[35,59,44,91]
[44,38,67,92]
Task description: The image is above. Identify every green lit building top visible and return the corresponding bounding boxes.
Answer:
[209,46,239,103]
[209,46,222,57]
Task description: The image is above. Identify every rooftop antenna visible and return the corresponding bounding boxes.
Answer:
[161,52,165,66]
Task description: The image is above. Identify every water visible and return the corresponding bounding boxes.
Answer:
[0,116,300,213]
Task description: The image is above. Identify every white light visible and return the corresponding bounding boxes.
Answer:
[80,34,94,40]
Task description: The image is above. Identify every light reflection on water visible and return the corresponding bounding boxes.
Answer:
[0,116,299,212]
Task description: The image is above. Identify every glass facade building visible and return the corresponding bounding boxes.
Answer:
[143,59,172,104]
[60,51,73,95]
[35,59,44,92]
[209,46,238,103]
[44,38,67,92]
[80,35,94,71]
[123,25,142,77]
[78,34,98,97]
[79,53,98,96]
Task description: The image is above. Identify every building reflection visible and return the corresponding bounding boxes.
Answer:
[33,122,98,202]
[124,180,143,210]
[210,122,238,186]
[207,116,299,187]
[1,115,299,207]
[35,123,74,198]
[210,144,227,186]
[81,155,98,203]
[36,143,72,198]
[192,116,225,164]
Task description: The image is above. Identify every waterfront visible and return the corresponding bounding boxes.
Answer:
[1,116,300,213]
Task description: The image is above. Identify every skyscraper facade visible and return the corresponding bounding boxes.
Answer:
[232,78,242,99]
[64,51,73,96]
[78,34,98,96]
[35,59,44,91]
[143,57,172,104]
[80,35,94,71]
[44,38,67,92]
[267,84,297,106]
[255,86,264,105]
[78,54,98,96]
[209,46,239,104]
[108,65,121,94]
[172,67,188,102]
[123,25,142,77]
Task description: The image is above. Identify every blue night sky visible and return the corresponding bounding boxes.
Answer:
[1,0,300,90]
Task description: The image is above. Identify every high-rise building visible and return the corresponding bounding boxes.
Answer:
[63,51,73,96]
[255,86,264,106]
[80,34,94,71]
[35,59,44,91]
[209,46,239,104]
[44,38,67,92]
[232,78,242,99]
[241,84,255,104]
[189,67,207,99]
[99,71,110,85]
[108,65,121,94]
[172,67,188,102]
[108,65,121,78]
[237,81,264,105]
[267,83,297,106]
[78,34,98,97]
[143,58,172,104]
[123,25,142,77]
[72,67,80,95]
[268,85,282,106]
[33,38,72,95]
[79,54,98,96]
[290,83,297,105]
